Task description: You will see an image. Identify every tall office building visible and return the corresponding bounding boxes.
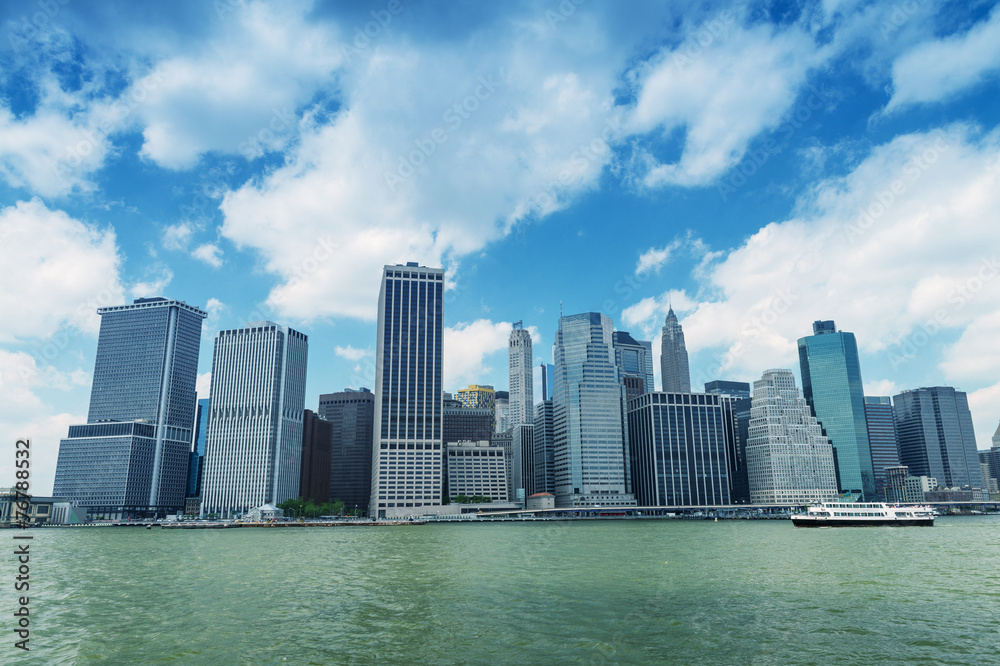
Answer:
[660,306,690,392]
[491,429,514,500]
[745,369,839,505]
[552,312,636,507]
[864,396,901,498]
[53,297,206,517]
[540,362,554,401]
[533,400,556,495]
[893,387,982,489]
[511,423,535,502]
[706,380,752,504]
[187,398,210,498]
[798,320,875,499]
[300,410,332,504]
[443,399,494,444]
[200,321,308,517]
[980,446,1000,490]
[509,323,534,427]
[369,262,445,519]
[319,388,374,515]
[613,331,655,399]
[494,391,510,433]
[628,392,733,507]
[446,441,509,501]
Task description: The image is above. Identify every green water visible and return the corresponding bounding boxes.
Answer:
[6,516,1000,664]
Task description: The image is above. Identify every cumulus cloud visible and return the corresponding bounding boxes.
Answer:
[196,372,212,400]
[162,221,196,250]
[444,320,526,390]
[129,266,174,300]
[635,240,683,276]
[887,4,1000,111]
[335,345,371,361]
[192,243,224,268]
[0,199,124,343]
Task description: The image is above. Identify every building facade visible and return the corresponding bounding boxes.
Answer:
[863,396,901,498]
[319,388,374,514]
[494,391,510,433]
[446,441,509,501]
[370,263,445,519]
[797,320,876,500]
[187,398,209,499]
[893,386,983,489]
[511,423,535,502]
[552,312,636,507]
[200,321,308,517]
[300,410,333,504]
[509,323,534,427]
[53,297,206,517]
[628,392,733,507]
[745,369,839,505]
[533,400,556,495]
[660,306,691,392]
[705,380,752,504]
[443,403,494,444]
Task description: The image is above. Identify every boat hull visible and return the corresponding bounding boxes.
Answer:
[792,517,934,527]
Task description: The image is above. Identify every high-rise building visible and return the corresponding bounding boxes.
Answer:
[980,446,1000,490]
[745,369,839,505]
[53,297,206,518]
[540,362,554,401]
[884,465,908,503]
[628,392,733,507]
[456,384,496,410]
[200,321,308,517]
[797,320,875,499]
[705,380,752,504]
[319,388,374,515]
[491,429,514,500]
[552,312,636,508]
[533,400,556,495]
[660,306,690,392]
[893,386,982,489]
[494,391,510,433]
[300,410,332,504]
[509,323,534,427]
[863,396,901,498]
[446,441,508,501]
[613,331,655,398]
[370,262,445,519]
[187,398,210,499]
[511,423,535,502]
[443,402,494,444]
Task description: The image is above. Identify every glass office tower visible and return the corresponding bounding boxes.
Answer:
[319,388,374,514]
[797,320,875,500]
[187,398,210,498]
[369,262,445,519]
[893,387,982,489]
[863,396,901,498]
[53,297,207,517]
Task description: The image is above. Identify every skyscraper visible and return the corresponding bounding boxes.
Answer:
[552,312,636,508]
[456,384,497,431]
[319,388,374,515]
[200,321,308,517]
[705,380,752,504]
[300,410,332,504]
[613,331,655,399]
[893,387,982,489]
[369,262,444,519]
[660,306,690,392]
[863,396,901,498]
[797,320,875,499]
[745,369,839,505]
[509,322,534,427]
[494,391,510,433]
[53,297,206,518]
[539,362,554,401]
[187,397,210,499]
[533,399,556,495]
[628,392,733,507]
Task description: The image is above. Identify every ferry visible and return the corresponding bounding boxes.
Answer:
[792,502,935,527]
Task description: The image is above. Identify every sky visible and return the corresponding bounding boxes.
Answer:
[2,0,999,495]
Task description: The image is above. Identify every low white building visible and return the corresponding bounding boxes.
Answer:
[246,503,283,521]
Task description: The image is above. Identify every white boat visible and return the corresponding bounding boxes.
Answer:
[792,502,935,527]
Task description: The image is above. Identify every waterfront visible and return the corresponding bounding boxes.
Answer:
[12,516,1000,664]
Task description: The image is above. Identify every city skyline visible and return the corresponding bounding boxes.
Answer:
[3,2,1000,497]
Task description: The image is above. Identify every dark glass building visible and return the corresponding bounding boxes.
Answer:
[533,400,556,495]
[893,387,982,489]
[797,320,876,499]
[319,388,374,514]
[863,396,901,498]
[300,410,333,504]
[705,380,751,400]
[53,297,206,518]
[187,398,209,498]
[443,403,494,444]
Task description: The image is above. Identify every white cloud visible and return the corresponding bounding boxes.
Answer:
[0,199,123,343]
[627,19,824,187]
[129,266,174,300]
[887,5,1000,111]
[335,345,371,361]
[162,221,196,250]
[635,240,682,276]
[196,372,212,400]
[968,382,1000,450]
[444,320,518,390]
[192,243,224,268]
[863,379,899,397]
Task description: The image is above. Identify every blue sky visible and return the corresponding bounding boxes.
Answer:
[2,0,999,494]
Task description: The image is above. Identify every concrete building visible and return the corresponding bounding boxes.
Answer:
[893,387,982,489]
[745,369,839,505]
[552,312,636,508]
[201,321,308,517]
[443,402,494,444]
[660,306,690,392]
[904,475,938,502]
[494,391,510,433]
[1,489,86,525]
[300,410,332,504]
[979,446,1000,495]
[446,441,509,501]
[798,320,875,499]
[319,388,374,515]
[491,429,514,501]
[884,465,909,503]
[509,323,534,427]
[369,263,445,519]
[526,492,555,511]
[628,392,733,507]
[53,297,206,518]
